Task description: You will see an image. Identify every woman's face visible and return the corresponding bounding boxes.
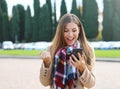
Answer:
[64,22,80,46]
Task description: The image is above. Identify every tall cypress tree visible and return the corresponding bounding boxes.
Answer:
[11,6,19,42]
[2,13,10,41]
[39,4,51,41]
[102,0,113,41]
[52,0,58,38]
[70,0,82,22]
[17,4,25,42]
[83,0,98,39]
[46,0,53,40]
[112,13,120,41]
[71,0,79,16]
[83,0,98,40]
[0,0,7,14]
[32,0,40,42]
[25,6,32,42]
[112,0,120,16]
[0,8,3,42]
[112,0,120,41]
[60,0,67,19]
[0,0,9,42]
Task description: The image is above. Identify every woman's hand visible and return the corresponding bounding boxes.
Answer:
[40,51,51,68]
[70,53,86,73]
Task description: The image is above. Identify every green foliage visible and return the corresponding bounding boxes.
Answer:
[16,4,25,42]
[46,0,53,40]
[0,0,9,42]
[11,6,20,42]
[10,5,25,42]
[112,13,120,41]
[0,0,7,13]
[83,0,98,39]
[70,0,83,26]
[32,0,40,42]
[39,4,51,41]
[102,0,120,41]
[1,0,120,42]
[102,0,113,41]
[52,0,58,39]
[70,0,82,21]
[60,0,67,18]
[0,8,3,42]
[25,6,33,42]
[71,0,78,14]
[112,0,120,41]
[2,13,10,41]
[112,0,120,15]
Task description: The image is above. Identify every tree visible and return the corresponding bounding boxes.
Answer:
[112,13,120,41]
[102,0,113,41]
[0,0,7,14]
[71,0,79,17]
[46,0,53,40]
[11,6,19,42]
[112,0,120,41]
[39,4,51,41]
[2,13,10,41]
[60,0,67,19]
[17,4,25,42]
[83,0,98,40]
[32,0,40,42]
[25,6,33,42]
[0,0,9,42]
[112,0,120,16]
[0,8,3,42]
[70,0,82,23]
[52,0,58,38]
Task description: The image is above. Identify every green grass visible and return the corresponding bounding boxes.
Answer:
[0,49,120,58]
[0,50,40,56]
[95,49,120,58]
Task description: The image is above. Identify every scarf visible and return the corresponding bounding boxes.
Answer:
[52,46,79,89]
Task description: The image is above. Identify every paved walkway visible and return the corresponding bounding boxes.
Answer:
[0,55,120,62]
[0,58,120,89]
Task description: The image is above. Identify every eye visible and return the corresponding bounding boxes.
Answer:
[64,29,68,32]
[72,28,77,32]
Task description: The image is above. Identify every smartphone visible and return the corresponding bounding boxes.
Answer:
[72,48,83,61]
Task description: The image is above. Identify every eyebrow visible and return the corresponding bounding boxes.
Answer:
[64,27,77,29]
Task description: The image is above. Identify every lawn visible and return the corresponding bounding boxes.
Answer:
[95,49,120,58]
[0,50,40,56]
[0,49,120,58]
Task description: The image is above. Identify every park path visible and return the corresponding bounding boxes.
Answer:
[0,58,120,89]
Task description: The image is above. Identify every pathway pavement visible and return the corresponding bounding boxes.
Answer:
[0,58,120,89]
[0,55,120,62]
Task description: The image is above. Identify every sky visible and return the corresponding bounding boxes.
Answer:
[6,0,103,19]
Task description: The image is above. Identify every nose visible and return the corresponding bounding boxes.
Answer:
[68,32,73,37]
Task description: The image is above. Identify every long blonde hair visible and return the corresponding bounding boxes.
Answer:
[50,13,95,70]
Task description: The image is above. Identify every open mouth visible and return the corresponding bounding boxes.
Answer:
[67,37,74,41]
[67,38,75,43]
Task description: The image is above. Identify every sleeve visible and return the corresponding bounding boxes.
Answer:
[39,62,52,86]
[78,67,95,88]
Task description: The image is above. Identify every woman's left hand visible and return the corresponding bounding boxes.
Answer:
[70,53,86,73]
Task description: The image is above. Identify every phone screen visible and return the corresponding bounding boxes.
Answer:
[72,48,83,61]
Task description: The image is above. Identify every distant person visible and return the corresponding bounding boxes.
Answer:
[40,13,95,89]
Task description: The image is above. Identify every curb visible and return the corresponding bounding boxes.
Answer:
[96,58,120,62]
[0,55,39,59]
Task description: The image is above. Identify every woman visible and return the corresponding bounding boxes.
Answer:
[40,13,95,89]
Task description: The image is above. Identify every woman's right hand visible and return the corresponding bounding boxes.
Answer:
[40,51,51,68]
